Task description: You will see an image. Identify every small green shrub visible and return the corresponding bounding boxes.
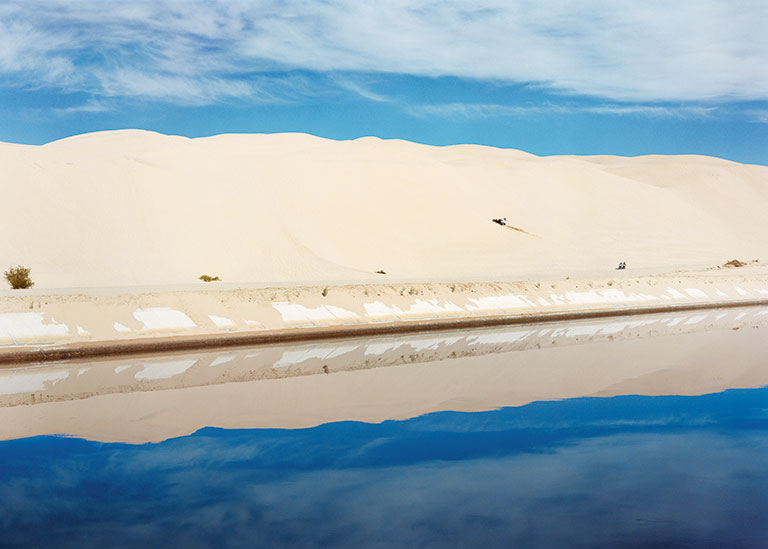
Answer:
[199,274,221,282]
[4,265,34,289]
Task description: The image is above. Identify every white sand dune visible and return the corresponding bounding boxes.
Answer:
[1,130,767,289]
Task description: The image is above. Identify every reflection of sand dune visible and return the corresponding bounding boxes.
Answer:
[0,306,767,443]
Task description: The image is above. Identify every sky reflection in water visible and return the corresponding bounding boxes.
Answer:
[2,388,768,547]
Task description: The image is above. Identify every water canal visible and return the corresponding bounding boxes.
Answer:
[2,306,768,546]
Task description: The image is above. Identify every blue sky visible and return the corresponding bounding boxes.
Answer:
[1,0,766,164]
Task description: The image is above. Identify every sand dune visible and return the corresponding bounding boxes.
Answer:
[1,130,766,289]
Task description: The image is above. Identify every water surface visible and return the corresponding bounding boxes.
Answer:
[1,307,768,546]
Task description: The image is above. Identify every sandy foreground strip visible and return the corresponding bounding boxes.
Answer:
[0,302,766,443]
[1,266,768,364]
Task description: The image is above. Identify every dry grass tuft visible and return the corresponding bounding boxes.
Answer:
[4,265,34,289]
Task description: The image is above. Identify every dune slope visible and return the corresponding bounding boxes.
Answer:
[1,130,766,289]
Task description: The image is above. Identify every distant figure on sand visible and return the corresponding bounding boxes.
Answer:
[617,261,626,270]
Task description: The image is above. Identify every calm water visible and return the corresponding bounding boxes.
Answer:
[2,308,768,547]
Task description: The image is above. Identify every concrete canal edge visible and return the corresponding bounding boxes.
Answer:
[2,297,768,367]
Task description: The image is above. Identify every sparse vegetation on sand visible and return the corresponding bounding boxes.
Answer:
[721,259,759,268]
[199,274,221,282]
[4,265,34,289]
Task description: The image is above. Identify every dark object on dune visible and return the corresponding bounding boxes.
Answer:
[376,270,386,274]
[199,274,221,282]
[723,259,747,268]
[616,261,626,270]
[492,218,507,226]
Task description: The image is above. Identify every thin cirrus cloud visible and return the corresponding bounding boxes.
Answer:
[0,0,765,107]
[406,103,720,119]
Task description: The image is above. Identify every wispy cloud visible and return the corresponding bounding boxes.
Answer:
[332,77,392,103]
[747,109,768,123]
[0,0,766,105]
[406,102,719,119]
[54,100,111,115]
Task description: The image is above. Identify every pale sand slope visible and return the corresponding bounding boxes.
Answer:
[1,130,767,289]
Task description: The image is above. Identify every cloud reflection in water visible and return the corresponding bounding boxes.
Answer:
[2,389,768,547]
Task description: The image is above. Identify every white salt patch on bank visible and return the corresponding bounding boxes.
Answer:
[401,299,464,317]
[272,302,354,325]
[550,294,566,305]
[0,312,69,343]
[544,289,655,308]
[323,305,359,322]
[715,290,728,297]
[402,299,443,317]
[564,290,610,305]
[666,288,686,299]
[114,365,132,374]
[562,291,602,305]
[135,359,196,380]
[441,301,465,313]
[466,295,532,312]
[684,288,708,298]
[134,308,196,331]
[209,315,236,329]
[76,325,89,337]
[363,301,403,321]
[736,286,749,296]
[114,322,131,333]
[0,370,69,395]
